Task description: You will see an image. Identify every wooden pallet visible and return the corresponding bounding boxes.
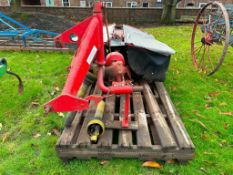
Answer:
[56,82,195,162]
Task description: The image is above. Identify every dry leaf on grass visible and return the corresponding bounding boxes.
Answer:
[203,151,215,155]
[142,161,162,169]
[54,85,60,92]
[201,133,208,140]
[220,172,227,175]
[205,104,211,109]
[190,119,207,130]
[219,102,227,106]
[100,160,109,165]
[31,101,40,107]
[219,112,233,116]
[219,140,227,147]
[50,91,56,96]
[200,167,207,173]
[192,110,205,118]
[58,112,65,118]
[2,132,9,143]
[208,92,220,97]
[33,133,41,138]
[224,123,229,130]
[166,159,175,164]
[171,86,177,91]
[196,113,205,118]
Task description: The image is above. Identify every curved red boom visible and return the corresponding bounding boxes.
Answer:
[44,2,133,113]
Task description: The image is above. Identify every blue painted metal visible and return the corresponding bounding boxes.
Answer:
[201,4,233,46]
[0,12,58,47]
[224,4,233,44]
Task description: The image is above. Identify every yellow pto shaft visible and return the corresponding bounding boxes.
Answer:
[87,100,105,143]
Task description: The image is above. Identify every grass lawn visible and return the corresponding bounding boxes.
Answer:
[0,25,233,175]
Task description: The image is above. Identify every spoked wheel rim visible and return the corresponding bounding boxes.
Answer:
[191,2,230,76]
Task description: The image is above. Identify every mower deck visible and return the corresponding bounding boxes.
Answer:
[56,82,195,162]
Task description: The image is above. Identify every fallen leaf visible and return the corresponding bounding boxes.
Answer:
[201,133,209,140]
[166,159,175,164]
[100,160,109,165]
[208,92,220,97]
[50,91,56,96]
[142,161,162,169]
[58,112,65,118]
[54,85,60,92]
[52,128,61,137]
[219,140,227,147]
[219,112,233,116]
[205,104,211,109]
[2,132,9,143]
[204,96,212,102]
[196,113,205,118]
[33,133,41,138]
[200,167,207,173]
[192,110,199,114]
[198,121,208,129]
[31,101,39,107]
[203,160,217,166]
[169,169,176,174]
[190,119,207,130]
[224,123,229,130]
[203,151,215,155]
[192,110,205,118]
[171,86,176,91]
[219,102,227,106]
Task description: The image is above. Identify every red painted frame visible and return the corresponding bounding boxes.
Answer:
[44,1,133,113]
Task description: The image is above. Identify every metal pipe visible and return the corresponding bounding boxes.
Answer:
[87,100,106,143]
[6,70,24,94]
[0,58,23,94]
[97,66,133,94]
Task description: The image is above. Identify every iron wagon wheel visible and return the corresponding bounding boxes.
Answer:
[191,1,230,76]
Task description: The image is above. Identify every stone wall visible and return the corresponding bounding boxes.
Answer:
[0,6,200,24]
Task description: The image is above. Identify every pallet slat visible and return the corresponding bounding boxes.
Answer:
[155,82,195,150]
[58,111,80,146]
[57,86,92,146]
[76,86,102,146]
[132,92,152,148]
[98,95,116,147]
[142,82,177,149]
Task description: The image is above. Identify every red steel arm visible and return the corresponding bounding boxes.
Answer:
[44,2,133,113]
